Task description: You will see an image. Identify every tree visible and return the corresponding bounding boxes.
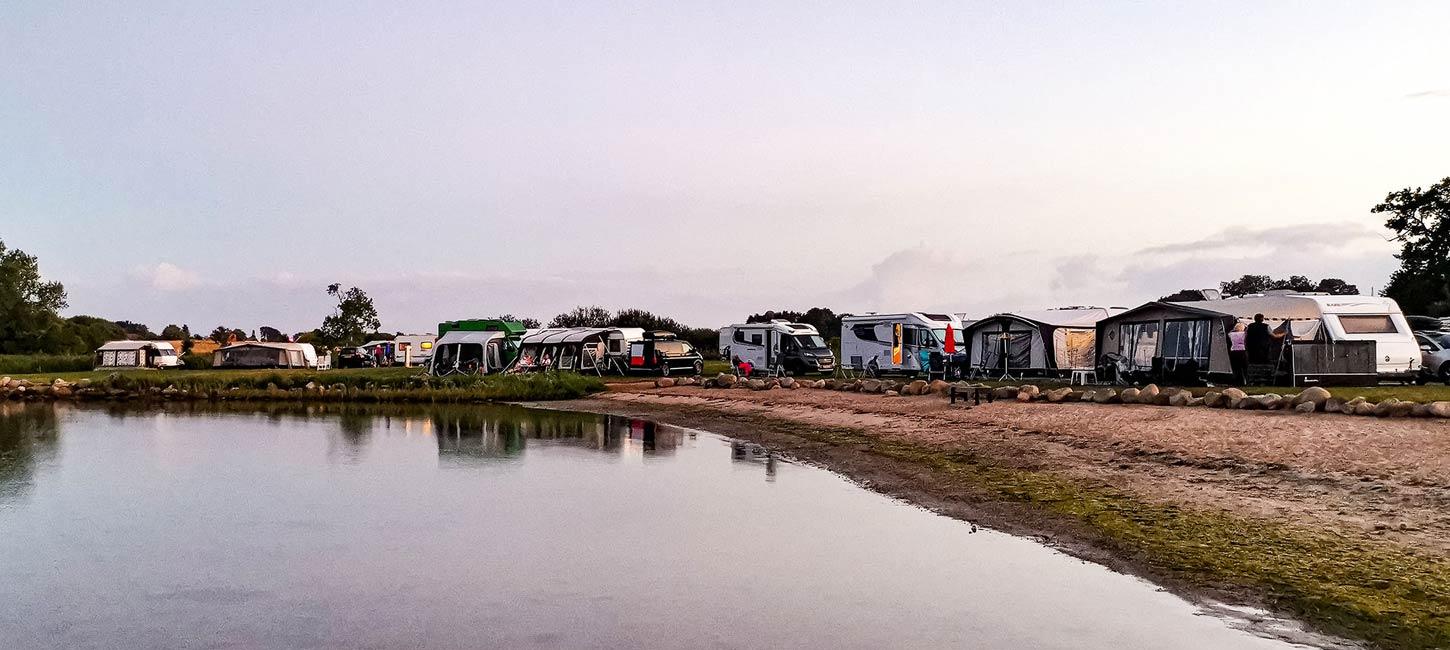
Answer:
[115,320,156,339]
[1373,177,1450,316]
[1313,278,1359,295]
[548,305,612,328]
[1159,289,1210,302]
[53,315,126,354]
[160,324,186,340]
[746,307,846,339]
[492,314,541,329]
[319,284,381,348]
[258,326,286,342]
[1219,274,1272,297]
[1217,274,1359,297]
[209,326,244,346]
[0,239,68,354]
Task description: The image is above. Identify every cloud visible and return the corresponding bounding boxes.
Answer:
[1405,89,1450,99]
[130,262,201,291]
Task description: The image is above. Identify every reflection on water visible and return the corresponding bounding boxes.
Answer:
[0,402,1321,650]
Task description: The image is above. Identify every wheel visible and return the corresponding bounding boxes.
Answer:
[660,363,671,377]
[1440,362,1450,384]
[692,360,703,376]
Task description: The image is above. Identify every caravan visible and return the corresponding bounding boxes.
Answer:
[719,320,835,376]
[1171,293,1420,382]
[840,313,963,376]
[93,340,182,369]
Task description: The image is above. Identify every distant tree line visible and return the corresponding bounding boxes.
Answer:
[1159,275,1359,301]
[544,305,719,357]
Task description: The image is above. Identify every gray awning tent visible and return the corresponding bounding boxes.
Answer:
[964,308,1123,374]
[1094,302,1237,381]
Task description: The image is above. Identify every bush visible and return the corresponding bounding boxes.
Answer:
[180,354,212,370]
[0,354,92,374]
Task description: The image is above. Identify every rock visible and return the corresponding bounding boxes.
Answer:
[1168,392,1192,407]
[76,378,91,388]
[883,390,899,397]
[716,373,738,388]
[1411,403,1432,418]
[1232,396,1258,410]
[779,376,796,389]
[1324,397,1344,413]
[1203,391,1223,408]
[1119,387,1141,403]
[747,379,769,391]
[701,378,717,388]
[1221,387,1247,402]
[1044,387,1074,403]
[1018,385,1041,399]
[1372,398,1400,417]
[1290,386,1332,408]
[51,385,73,398]
[1187,397,1205,407]
[304,381,318,391]
[992,386,1019,400]
[0,377,9,388]
[1294,401,1317,413]
[861,379,883,393]
[266,382,279,391]
[1079,390,1097,402]
[1390,401,1418,418]
[1426,401,1450,418]
[1066,390,1085,402]
[929,380,951,395]
[1140,384,1161,403]
[1091,389,1120,404]
[1256,394,1283,410]
[655,378,676,388]
[1352,401,1377,416]
[906,380,928,396]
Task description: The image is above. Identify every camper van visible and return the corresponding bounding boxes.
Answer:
[1172,293,1420,382]
[429,320,527,375]
[719,320,835,376]
[626,331,704,377]
[840,313,963,376]
[93,340,182,369]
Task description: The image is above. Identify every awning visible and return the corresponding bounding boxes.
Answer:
[435,330,502,346]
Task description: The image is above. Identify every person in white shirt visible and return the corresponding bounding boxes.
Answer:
[1228,322,1248,384]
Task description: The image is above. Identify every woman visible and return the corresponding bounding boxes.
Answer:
[1229,322,1248,384]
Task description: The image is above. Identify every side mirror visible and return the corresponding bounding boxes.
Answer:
[1421,345,1434,352]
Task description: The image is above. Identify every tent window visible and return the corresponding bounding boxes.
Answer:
[434,343,459,370]
[852,324,878,342]
[1161,320,1210,364]
[1337,315,1397,334]
[486,341,502,370]
[1118,322,1159,371]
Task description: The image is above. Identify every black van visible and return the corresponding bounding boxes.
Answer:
[627,332,704,376]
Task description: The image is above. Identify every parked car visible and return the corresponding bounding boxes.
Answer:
[335,346,375,369]
[1415,331,1450,383]
[627,333,704,377]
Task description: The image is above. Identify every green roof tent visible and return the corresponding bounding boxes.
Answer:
[437,319,528,337]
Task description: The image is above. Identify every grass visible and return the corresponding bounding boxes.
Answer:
[0,354,92,374]
[788,423,1450,649]
[5,367,606,403]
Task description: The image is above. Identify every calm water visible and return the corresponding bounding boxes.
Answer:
[0,402,1320,649]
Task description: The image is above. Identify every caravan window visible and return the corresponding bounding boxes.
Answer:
[1336,315,1398,334]
[901,328,917,346]
[734,330,747,344]
[1118,322,1159,371]
[1161,320,1210,364]
[851,324,878,342]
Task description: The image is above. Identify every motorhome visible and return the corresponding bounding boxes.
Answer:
[93,340,182,369]
[429,320,527,375]
[839,313,962,376]
[1172,293,1420,382]
[719,320,835,376]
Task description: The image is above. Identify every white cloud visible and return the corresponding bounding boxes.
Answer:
[130,262,201,291]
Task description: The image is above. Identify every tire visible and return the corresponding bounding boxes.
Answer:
[660,363,671,377]
[1440,362,1450,384]
[692,360,703,376]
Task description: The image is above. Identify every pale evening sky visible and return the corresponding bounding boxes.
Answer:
[3,1,1448,334]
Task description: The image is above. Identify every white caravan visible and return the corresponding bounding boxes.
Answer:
[392,334,437,366]
[1172,293,1420,381]
[718,320,835,375]
[840,312,964,376]
[93,340,182,369]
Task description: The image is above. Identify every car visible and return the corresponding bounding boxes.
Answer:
[335,346,376,369]
[627,333,704,377]
[1415,331,1450,384]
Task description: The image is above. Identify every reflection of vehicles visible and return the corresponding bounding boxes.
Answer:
[840,313,961,377]
[429,320,528,376]
[1415,331,1450,384]
[719,320,835,376]
[628,332,704,376]
[94,341,182,369]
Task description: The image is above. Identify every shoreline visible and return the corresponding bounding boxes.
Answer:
[536,385,1449,650]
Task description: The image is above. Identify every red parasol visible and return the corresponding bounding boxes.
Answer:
[944,324,957,354]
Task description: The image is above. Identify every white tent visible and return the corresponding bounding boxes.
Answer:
[965,307,1124,374]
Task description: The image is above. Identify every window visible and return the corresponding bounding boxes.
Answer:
[656,341,687,355]
[794,334,827,349]
[851,324,878,342]
[901,328,917,346]
[750,334,762,344]
[734,330,747,344]
[1118,322,1160,371]
[1161,320,1210,364]
[1337,315,1398,334]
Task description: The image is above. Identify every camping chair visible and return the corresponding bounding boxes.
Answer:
[835,356,864,379]
[927,351,946,381]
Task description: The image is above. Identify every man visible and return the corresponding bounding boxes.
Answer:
[1244,314,1277,364]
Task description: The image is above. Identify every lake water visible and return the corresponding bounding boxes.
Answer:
[0,402,1323,649]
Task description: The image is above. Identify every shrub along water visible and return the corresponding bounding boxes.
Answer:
[0,354,92,374]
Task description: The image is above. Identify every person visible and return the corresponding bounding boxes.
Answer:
[1244,314,1274,364]
[1228,322,1248,383]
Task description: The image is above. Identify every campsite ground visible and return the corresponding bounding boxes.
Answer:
[555,381,1450,649]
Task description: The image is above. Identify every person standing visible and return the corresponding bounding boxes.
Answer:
[1245,314,1273,364]
[1229,322,1248,383]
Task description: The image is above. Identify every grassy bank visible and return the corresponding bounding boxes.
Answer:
[4,367,606,403]
[0,354,92,374]
[784,423,1449,649]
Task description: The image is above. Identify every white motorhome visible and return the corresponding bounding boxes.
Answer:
[1172,293,1420,381]
[840,312,964,376]
[93,340,182,369]
[718,320,835,375]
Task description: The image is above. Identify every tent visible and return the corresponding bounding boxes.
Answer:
[964,307,1124,375]
[1094,302,1237,383]
[212,342,311,369]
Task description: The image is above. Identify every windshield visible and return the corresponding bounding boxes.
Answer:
[1427,333,1450,348]
[793,335,827,349]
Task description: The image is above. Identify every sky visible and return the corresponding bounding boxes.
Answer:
[2,1,1448,334]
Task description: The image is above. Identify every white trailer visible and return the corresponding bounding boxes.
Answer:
[1172,293,1421,381]
[840,312,964,376]
[718,320,835,376]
